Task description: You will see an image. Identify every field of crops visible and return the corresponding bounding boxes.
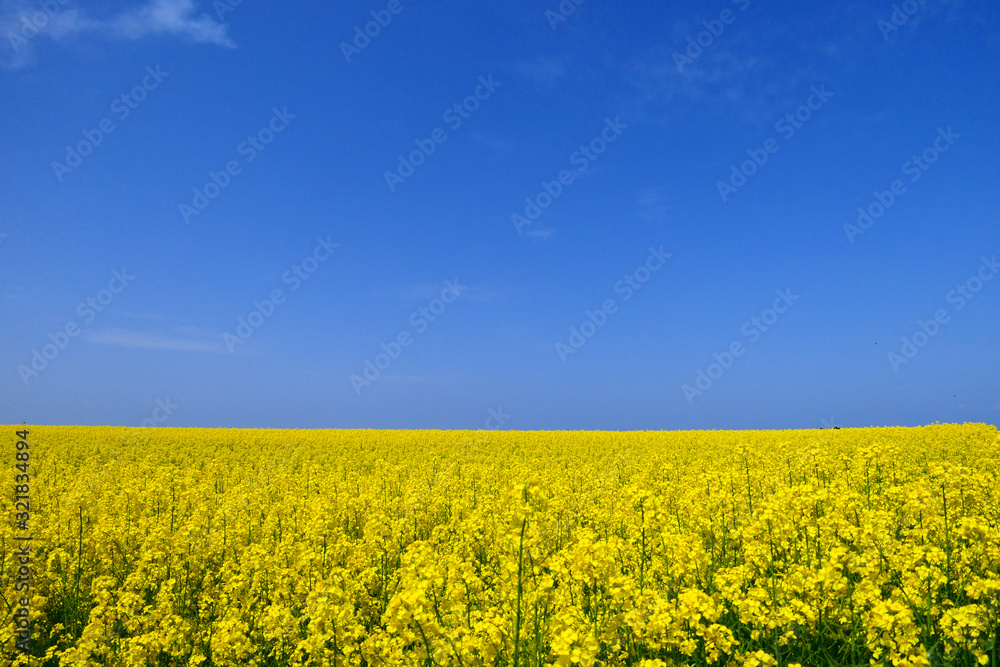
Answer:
[2,424,999,667]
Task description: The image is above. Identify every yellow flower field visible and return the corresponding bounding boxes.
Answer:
[2,424,999,667]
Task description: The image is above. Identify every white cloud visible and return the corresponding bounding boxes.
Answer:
[392,281,497,305]
[86,327,227,353]
[470,132,512,154]
[514,57,567,86]
[624,48,784,121]
[637,186,672,223]
[88,0,233,45]
[3,0,233,68]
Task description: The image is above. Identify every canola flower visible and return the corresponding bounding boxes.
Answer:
[1,424,998,666]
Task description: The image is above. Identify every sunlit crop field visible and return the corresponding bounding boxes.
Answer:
[2,424,999,667]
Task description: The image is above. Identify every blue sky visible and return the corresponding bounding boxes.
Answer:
[1,0,997,430]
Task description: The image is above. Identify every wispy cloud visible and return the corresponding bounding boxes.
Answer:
[122,312,170,321]
[394,281,498,304]
[470,132,512,154]
[878,0,967,44]
[2,0,233,68]
[523,228,555,239]
[379,374,433,386]
[858,111,889,124]
[514,56,567,86]
[637,186,672,223]
[86,327,227,353]
[623,47,798,126]
[92,0,233,45]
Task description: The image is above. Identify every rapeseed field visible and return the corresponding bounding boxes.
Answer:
[2,424,998,666]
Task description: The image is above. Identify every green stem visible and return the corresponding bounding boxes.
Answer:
[513,515,527,667]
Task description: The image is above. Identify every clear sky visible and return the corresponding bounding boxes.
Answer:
[1,0,997,431]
